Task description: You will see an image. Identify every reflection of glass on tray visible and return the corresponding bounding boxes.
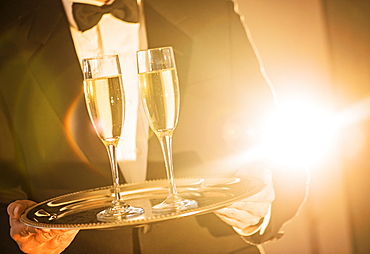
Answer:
[21,177,264,230]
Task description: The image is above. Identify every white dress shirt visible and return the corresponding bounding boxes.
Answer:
[61,0,149,183]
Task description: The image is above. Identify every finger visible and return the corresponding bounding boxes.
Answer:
[7,202,20,219]
[50,229,80,244]
[37,228,80,236]
[34,230,54,243]
[41,229,80,251]
[215,210,261,229]
[8,201,38,238]
[216,207,260,223]
[245,185,275,202]
[215,207,261,227]
[228,201,271,217]
[50,229,80,235]
[7,200,37,219]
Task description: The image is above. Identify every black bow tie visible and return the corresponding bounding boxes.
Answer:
[72,0,139,32]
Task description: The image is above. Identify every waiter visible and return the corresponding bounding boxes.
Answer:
[0,0,307,253]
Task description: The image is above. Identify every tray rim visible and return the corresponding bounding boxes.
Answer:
[21,176,265,230]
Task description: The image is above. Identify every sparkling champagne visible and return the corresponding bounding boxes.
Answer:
[84,75,124,146]
[138,68,179,136]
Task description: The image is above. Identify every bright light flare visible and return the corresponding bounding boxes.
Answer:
[259,100,339,167]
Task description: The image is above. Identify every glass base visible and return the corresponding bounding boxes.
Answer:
[97,205,144,222]
[152,194,198,214]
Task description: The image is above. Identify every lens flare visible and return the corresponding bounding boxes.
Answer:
[259,100,339,167]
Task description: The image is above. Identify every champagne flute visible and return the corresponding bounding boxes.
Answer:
[137,47,198,213]
[82,55,144,221]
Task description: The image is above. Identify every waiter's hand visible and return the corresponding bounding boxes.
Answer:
[7,200,79,254]
[214,166,275,234]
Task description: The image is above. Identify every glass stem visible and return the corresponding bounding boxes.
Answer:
[158,134,179,197]
[106,144,125,207]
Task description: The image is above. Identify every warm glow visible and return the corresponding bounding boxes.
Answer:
[258,99,339,167]
[65,91,90,164]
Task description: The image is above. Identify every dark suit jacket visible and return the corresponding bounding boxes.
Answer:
[0,0,307,253]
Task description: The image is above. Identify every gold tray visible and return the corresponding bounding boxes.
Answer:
[21,176,264,229]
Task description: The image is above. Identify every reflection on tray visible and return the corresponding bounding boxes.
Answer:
[21,176,264,229]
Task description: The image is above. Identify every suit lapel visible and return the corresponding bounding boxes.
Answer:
[143,0,194,179]
[143,0,192,86]
[28,0,83,118]
[25,0,110,171]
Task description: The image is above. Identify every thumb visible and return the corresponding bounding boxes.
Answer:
[7,200,37,219]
